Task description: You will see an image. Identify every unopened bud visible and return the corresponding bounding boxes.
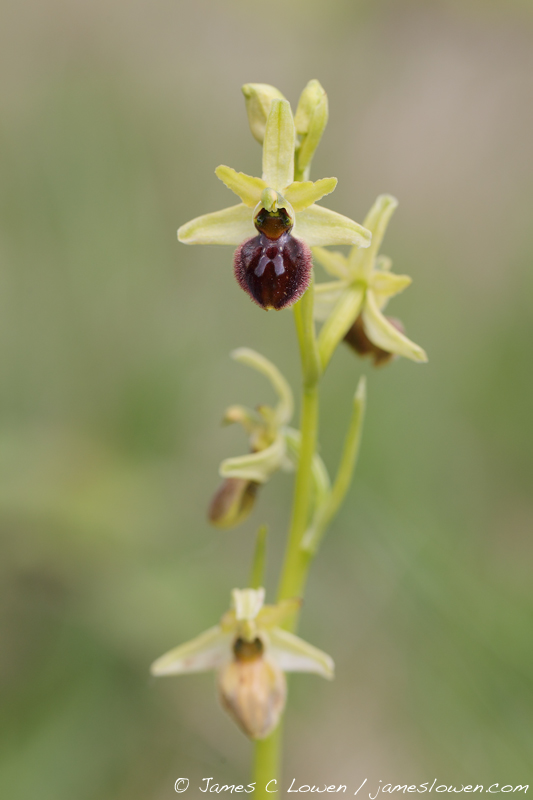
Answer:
[208,478,259,529]
[242,84,286,144]
[294,80,328,179]
[344,314,405,367]
[218,637,286,739]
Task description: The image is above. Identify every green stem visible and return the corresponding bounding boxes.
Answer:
[252,726,282,798]
[252,278,321,793]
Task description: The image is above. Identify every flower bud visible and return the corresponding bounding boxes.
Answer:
[241,84,286,144]
[208,477,259,529]
[294,80,328,180]
[234,208,311,310]
[344,314,405,366]
[217,637,286,739]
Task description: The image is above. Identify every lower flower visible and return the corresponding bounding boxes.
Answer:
[150,588,334,740]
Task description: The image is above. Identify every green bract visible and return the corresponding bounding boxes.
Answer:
[313,194,428,368]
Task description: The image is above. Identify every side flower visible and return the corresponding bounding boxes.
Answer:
[313,194,428,369]
[150,588,334,740]
[178,90,371,310]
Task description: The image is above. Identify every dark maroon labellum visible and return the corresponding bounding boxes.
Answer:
[234,208,311,310]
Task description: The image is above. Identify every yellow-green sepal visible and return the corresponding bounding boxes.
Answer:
[178,203,255,245]
[294,205,372,247]
[262,99,295,192]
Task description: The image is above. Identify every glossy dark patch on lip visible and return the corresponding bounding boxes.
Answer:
[234,230,312,310]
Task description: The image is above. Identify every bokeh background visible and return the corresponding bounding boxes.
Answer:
[1,0,532,796]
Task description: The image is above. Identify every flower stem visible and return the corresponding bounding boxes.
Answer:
[252,278,321,792]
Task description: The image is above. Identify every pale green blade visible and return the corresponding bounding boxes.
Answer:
[312,246,349,279]
[220,434,286,483]
[150,626,231,676]
[178,203,255,245]
[262,99,295,192]
[371,271,412,296]
[294,205,371,247]
[215,166,266,208]
[349,194,398,277]
[268,628,334,679]
[363,290,428,362]
[283,177,337,212]
[317,285,365,370]
[231,347,294,426]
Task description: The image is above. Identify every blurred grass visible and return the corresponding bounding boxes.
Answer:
[1,1,533,797]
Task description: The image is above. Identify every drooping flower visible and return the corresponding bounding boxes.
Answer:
[313,194,428,368]
[208,347,294,529]
[151,588,334,740]
[178,94,371,310]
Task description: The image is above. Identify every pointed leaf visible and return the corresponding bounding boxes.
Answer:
[312,246,349,279]
[363,291,428,362]
[268,628,334,679]
[262,99,295,192]
[215,166,266,208]
[283,178,337,212]
[150,626,230,676]
[294,205,371,247]
[178,203,255,245]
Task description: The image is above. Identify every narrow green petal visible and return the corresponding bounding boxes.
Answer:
[220,435,286,483]
[312,246,349,279]
[283,178,337,212]
[268,628,334,679]
[178,203,254,245]
[262,99,295,192]
[242,83,286,144]
[215,166,266,208]
[232,347,294,426]
[349,194,398,277]
[317,285,365,370]
[294,205,371,248]
[257,598,302,629]
[150,626,230,676]
[363,291,428,362]
[371,271,412,296]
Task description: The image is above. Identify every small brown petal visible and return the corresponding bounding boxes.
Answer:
[344,314,404,367]
[208,478,259,529]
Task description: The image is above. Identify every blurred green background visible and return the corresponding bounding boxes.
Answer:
[1,0,532,796]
